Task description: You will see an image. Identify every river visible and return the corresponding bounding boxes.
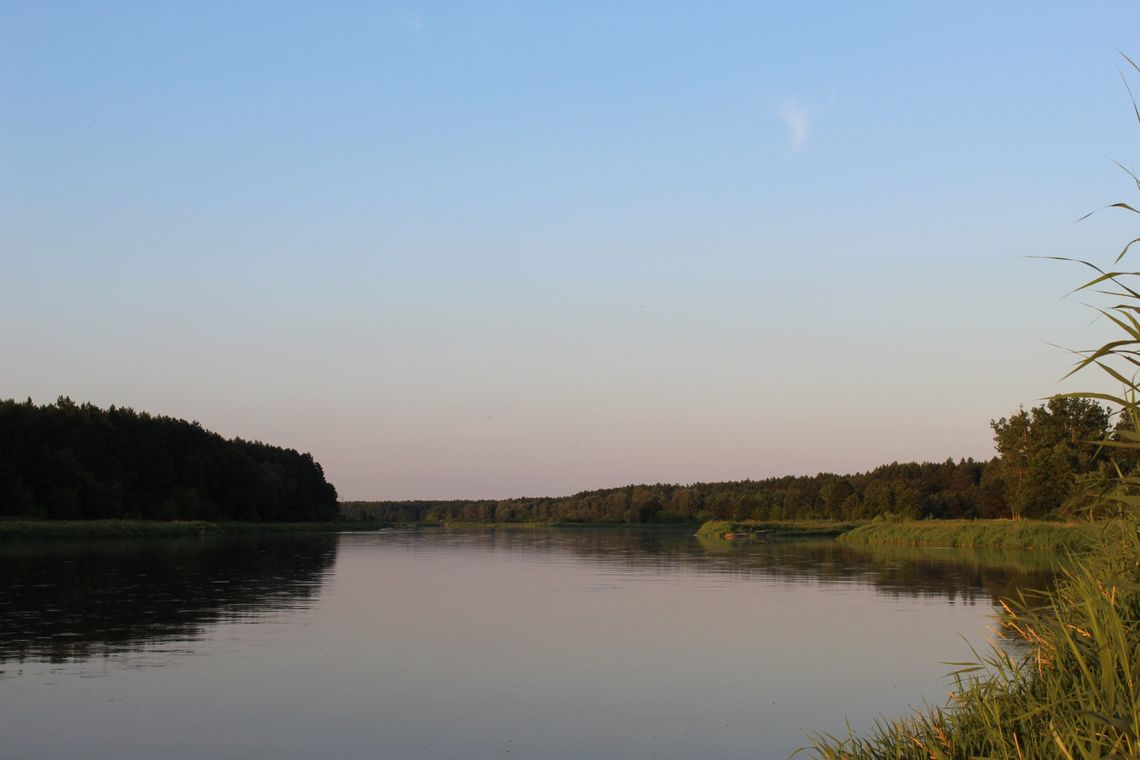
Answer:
[0,528,1059,759]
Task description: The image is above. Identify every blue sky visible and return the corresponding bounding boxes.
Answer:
[4,2,1140,499]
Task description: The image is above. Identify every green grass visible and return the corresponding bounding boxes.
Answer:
[0,519,390,542]
[837,519,1100,552]
[696,519,861,540]
[850,540,1072,575]
[808,519,1140,759]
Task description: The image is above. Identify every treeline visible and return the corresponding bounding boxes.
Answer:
[0,398,339,522]
[343,458,991,524]
[5,394,1122,526]
[346,397,1130,525]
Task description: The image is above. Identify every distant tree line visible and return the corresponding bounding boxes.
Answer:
[345,397,1128,525]
[0,397,339,522]
[343,459,988,525]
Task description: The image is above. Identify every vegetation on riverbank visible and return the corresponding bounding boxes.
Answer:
[851,540,1069,575]
[810,519,1140,758]
[0,519,389,542]
[4,390,1119,531]
[837,519,1099,552]
[696,519,859,540]
[694,517,1098,551]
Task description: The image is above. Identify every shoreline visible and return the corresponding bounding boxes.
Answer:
[0,519,391,542]
[809,519,1140,757]
[2,516,1103,548]
[837,518,1099,552]
[695,519,860,540]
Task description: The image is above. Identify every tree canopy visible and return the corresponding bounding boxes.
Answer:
[0,397,339,522]
[988,397,1111,518]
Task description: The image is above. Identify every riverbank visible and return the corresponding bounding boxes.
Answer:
[837,519,1099,552]
[401,520,701,530]
[696,519,860,540]
[809,518,1140,758]
[4,517,1100,550]
[0,519,390,542]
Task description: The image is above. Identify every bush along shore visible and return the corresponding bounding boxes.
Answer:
[809,518,1140,759]
[837,519,1100,552]
[0,519,390,542]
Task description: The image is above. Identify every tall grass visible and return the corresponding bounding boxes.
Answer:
[808,521,1140,759]
[838,520,1099,552]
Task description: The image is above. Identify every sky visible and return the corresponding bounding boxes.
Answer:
[4,2,1140,500]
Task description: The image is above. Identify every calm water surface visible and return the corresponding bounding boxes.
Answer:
[0,529,1059,759]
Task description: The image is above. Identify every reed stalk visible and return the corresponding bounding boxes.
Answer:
[806,58,1140,759]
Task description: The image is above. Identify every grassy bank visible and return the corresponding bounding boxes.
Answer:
[838,519,1100,552]
[0,519,390,542]
[696,519,860,540]
[809,518,1140,758]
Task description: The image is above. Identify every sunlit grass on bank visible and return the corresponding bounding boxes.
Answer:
[807,519,1140,759]
[696,519,861,540]
[837,519,1099,552]
[850,539,1071,575]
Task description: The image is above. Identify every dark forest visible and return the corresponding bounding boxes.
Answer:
[0,398,339,522]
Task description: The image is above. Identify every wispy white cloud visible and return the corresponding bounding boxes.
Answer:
[775,96,834,154]
[777,101,811,153]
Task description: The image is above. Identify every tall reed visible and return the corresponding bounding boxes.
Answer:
[808,521,1139,759]
[807,58,1140,759]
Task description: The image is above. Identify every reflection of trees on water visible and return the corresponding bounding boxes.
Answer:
[1,529,1060,665]
[391,528,1060,607]
[0,534,337,663]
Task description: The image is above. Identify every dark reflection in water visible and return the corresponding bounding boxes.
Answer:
[411,527,1061,604]
[0,529,1059,666]
[0,528,1057,665]
[0,534,337,663]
